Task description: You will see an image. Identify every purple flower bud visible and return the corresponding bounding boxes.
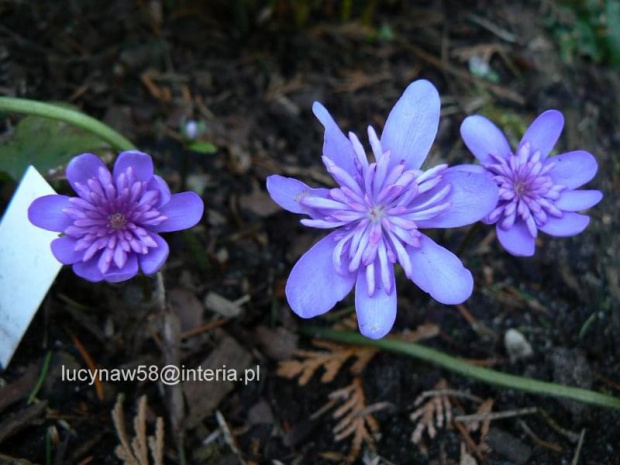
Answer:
[28,151,204,282]
[460,110,602,257]
[266,80,500,339]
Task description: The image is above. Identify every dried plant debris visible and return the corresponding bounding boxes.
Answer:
[328,377,382,463]
[277,323,440,386]
[410,379,453,445]
[277,339,378,385]
[112,395,165,465]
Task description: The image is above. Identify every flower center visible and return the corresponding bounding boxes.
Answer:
[108,212,127,231]
[369,206,384,221]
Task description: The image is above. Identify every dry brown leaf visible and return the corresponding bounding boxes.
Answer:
[328,377,381,463]
[276,339,378,385]
[112,395,165,465]
[410,379,453,445]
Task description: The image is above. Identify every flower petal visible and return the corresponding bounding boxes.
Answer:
[407,235,473,305]
[415,168,499,229]
[460,115,512,164]
[380,79,440,170]
[147,175,171,207]
[520,110,564,158]
[73,257,104,282]
[355,267,397,339]
[539,212,590,237]
[28,195,73,232]
[555,190,602,211]
[66,153,108,193]
[139,234,169,275]
[113,151,154,182]
[312,102,357,175]
[151,192,204,232]
[285,232,355,318]
[496,221,536,256]
[104,254,139,283]
[266,175,330,216]
[51,236,83,264]
[548,151,598,189]
[449,163,487,174]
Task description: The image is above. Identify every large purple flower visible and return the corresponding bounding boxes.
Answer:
[28,151,204,282]
[460,110,602,257]
[266,80,499,339]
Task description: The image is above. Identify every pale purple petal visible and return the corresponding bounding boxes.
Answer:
[555,190,602,211]
[460,115,511,164]
[380,79,440,170]
[51,236,83,264]
[449,164,487,175]
[285,232,355,318]
[147,175,171,207]
[104,254,139,283]
[539,212,590,237]
[151,192,204,232]
[355,267,397,339]
[520,110,564,158]
[65,153,108,193]
[139,234,169,275]
[548,151,598,189]
[407,235,473,304]
[113,151,154,182]
[415,168,499,229]
[496,221,535,257]
[73,258,105,282]
[312,102,357,175]
[28,195,73,232]
[266,175,330,216]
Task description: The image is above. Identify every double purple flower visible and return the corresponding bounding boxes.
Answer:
[460,111,602,256]
[28,151,204,282]
[267,80,499,339]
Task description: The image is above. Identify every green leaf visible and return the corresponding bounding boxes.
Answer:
[0,116,109,181]
[187,141,217,155]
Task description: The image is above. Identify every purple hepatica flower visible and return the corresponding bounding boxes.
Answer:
[266,80,499,339]
[460,110,603,257]
[28,151,204,283]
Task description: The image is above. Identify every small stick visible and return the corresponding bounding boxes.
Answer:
[180,318,229,339]
[571,429,586,465]
[68,331,105,401]
[455,407,538,423]
[518,420,563,453]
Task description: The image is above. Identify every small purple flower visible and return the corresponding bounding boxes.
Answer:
[460,110,602,257]
[267,80,499,339]
[28,151,204,282]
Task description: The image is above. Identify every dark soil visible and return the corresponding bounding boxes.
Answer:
[1,1,619,464]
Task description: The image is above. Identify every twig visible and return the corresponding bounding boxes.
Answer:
[518,420,563,453]
[69,331,105,401]
[467,13,517,43]
[455,407,537,423]
[571,429,586,465]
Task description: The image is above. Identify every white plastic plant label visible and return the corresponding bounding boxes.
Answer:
[0,166,62,369]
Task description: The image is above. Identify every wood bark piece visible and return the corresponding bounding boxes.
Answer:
[183,335,253,429]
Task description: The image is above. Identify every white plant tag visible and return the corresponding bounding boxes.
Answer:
[0,166,62,369]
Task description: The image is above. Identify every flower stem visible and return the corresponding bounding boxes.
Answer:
[0,97,135,152]
[301,326,620,411]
